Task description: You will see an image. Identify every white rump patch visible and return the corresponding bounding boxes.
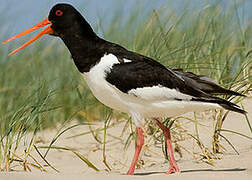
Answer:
[128,85,193,101]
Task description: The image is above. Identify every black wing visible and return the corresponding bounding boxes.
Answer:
[105,46,208,98]
[106,60,209,97]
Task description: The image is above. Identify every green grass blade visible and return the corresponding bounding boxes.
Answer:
[219,129,252,140]
[72,151,100,172]
[38,145,99,172]
[241,102,252,133]
[217,133,239,155]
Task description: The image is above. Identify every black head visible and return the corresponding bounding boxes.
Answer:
[49,4,78,29]
[48,3,96,37]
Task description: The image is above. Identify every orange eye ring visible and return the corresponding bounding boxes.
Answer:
[56,10,63,16]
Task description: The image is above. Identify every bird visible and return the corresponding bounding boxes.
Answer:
[2,3,246,175]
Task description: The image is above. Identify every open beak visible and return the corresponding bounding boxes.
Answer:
[2,18,53,56]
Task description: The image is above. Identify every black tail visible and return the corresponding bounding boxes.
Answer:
[173,69,246,114]
[219,100,247,114]
[192,97,247,114]
[173,69,246,96]
[203,84,245,97]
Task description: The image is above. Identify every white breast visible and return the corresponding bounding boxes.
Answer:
[83,53,131,113]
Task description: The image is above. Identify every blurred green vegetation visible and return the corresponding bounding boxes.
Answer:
[0,1,251,171]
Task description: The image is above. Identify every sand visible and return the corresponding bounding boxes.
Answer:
[0,98,251,180]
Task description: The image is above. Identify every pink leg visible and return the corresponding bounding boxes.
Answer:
[155,119,180,174]
[127,127,144,175]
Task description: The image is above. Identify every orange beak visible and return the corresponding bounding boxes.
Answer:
[2,18,53,56]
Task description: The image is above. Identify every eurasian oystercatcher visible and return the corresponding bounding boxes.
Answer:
[2,3,246,175]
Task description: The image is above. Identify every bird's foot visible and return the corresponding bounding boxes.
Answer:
[165,162,180,174]
[126,169,135,175]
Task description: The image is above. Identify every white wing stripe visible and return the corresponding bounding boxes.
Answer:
[128,85,193,101]
[123,58,132,63]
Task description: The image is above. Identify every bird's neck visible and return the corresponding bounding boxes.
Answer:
[58,22,106,73]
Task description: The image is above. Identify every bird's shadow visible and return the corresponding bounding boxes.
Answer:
[133,168,246,176]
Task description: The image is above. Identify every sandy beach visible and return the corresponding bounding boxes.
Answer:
[0,98,251,180]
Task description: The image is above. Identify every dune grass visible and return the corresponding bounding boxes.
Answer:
[0,1,251,172]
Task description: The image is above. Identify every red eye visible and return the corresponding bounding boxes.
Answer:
[56,10,63,16]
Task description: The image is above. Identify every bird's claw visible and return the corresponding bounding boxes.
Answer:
[165,163,180,174]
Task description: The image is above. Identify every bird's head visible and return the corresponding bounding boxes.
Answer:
[2,3,93,56]
[48,4,84,35]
